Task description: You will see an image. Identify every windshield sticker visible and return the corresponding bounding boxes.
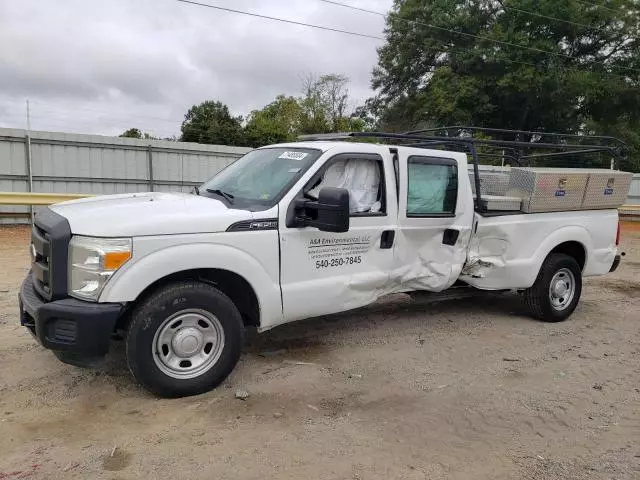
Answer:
[288,167,301,173]
[278,151,308,161]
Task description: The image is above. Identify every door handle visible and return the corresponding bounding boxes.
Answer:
[442,228,460,246]
[380,230,395,249]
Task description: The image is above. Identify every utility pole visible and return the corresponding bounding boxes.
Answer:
[25,98,34,223]
[26,99,31,131]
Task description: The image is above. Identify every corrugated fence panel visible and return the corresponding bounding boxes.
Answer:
[30,142,149,180]
[151,151,236,185]
[629,174,640,204]
[153,150,183,183]
[0,128,250,223]
[181,153,235,182]
[0,138,27,175]
[0,178,29,224]
[33,180,149,195]
[155,184,189,193]
[2,127,637,224]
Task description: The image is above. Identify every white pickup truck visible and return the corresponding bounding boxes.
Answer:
[19,132,626,397]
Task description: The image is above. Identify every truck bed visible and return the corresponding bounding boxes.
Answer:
[460,209,619,290]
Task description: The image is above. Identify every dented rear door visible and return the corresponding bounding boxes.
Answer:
[392,149,474,292]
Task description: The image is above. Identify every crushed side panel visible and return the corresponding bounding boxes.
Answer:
[387,226,472,293]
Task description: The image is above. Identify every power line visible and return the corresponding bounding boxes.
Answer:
[317,0,640,76]
[573,0,623,14]
[174,0,384,40]
[406,42,633,81]
[503,5,608,31]
[175,0,638,76]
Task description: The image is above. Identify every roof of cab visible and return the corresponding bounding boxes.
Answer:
[257,141,387,153]
[257,141,468,163]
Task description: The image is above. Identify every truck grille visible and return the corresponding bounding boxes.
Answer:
[31,208,72,301]
[32,224,52,297]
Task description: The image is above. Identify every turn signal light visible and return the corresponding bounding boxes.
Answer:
[104,251,131,270]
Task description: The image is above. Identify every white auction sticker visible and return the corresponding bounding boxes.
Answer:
[278,151,308,160]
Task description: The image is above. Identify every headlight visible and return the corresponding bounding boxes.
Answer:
[68,236,132,301]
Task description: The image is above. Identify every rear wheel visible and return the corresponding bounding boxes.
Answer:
[523,253,582,322]
[126,281,243,397]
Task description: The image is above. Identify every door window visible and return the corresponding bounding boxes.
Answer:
[407,157,458,216]
[305,155,385,216]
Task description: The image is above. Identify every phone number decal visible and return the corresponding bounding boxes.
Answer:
[315,256,362,269]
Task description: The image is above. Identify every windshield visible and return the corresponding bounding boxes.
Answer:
[200,147,321,211]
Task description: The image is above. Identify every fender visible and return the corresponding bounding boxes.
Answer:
[99,243,283,328]
[527,225,592,284]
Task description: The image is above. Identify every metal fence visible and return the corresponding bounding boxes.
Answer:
[0,128,251,223]
[1,127,638,223]
[629,173,640,205]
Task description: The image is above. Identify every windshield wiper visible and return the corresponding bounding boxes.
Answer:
[206,188,235,204]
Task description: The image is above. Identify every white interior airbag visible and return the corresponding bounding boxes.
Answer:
[309,159,381,213]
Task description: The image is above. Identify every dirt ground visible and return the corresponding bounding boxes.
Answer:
[0,224,638,480]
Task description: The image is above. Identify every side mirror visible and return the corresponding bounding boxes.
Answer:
[293,187,350,232]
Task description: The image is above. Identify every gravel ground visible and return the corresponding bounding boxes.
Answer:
[0,223,639,480]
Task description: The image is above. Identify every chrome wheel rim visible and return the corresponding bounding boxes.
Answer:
[152,309,225,379]
[548,268,576,311]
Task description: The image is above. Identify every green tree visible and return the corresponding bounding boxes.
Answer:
[244,95,303,147]
[119,128,159,140]
[371,0,640,170]
[299,73,364,133]
[243,74,365,146]
[119,128,143,139]
[180,101,246,146]
[316,73,349,131]
[299,73,331,134]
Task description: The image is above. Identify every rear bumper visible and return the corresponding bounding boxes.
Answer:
[609,254,622,273]
[19,273,124,359]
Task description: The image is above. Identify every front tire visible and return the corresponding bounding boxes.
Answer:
[126,281,243,398]
[523,253,582,322]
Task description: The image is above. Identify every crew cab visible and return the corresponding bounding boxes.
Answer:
[19,136,625,397]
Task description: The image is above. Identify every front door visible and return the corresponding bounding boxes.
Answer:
[278,151,397,322]
[392,148,474,292]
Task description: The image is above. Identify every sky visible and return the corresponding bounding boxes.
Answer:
[0,0,393,138]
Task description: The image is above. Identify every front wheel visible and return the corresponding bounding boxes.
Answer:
[126,281,243,398]
[522,253,582,322]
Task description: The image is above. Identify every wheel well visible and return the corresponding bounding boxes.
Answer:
[549,241,586,271]
[116,269,260,331]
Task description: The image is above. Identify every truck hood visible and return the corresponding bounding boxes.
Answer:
[50,192,254,237]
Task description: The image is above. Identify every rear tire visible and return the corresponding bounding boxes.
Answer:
[523,253,582,322]
[126,281,243,398]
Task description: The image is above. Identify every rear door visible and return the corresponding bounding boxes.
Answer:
[393,148,474,292]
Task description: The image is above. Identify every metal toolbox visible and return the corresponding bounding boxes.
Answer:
[506,168,589,213]
[581,170,632,209]
[477,194,522,212]
[469,171,510,196]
